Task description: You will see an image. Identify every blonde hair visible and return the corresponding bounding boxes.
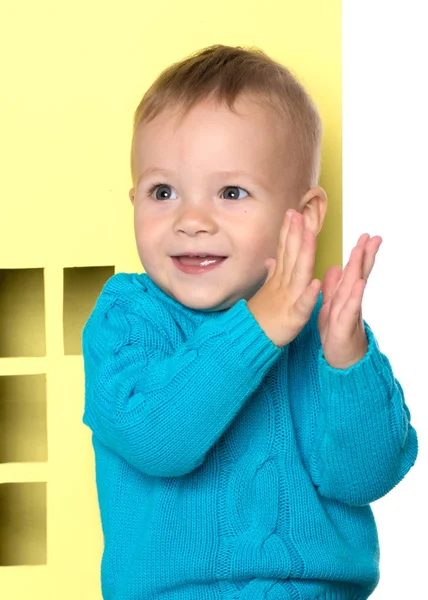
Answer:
[131,44,322,194]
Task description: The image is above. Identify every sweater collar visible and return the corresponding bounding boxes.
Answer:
[133,272,233,321]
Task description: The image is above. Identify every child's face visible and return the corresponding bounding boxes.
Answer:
[129,95,321,312]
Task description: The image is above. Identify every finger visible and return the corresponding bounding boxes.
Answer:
[333,244,364,308]
[288,227,317,295]
[326,235,381,315]
[362,236,382,281]
[337,278,366,333]
[356,233,371,248]
[283,211,304,285]
[294,277,322,319]
[347,243,364,280]
[321,265,342,305]
[276,210,294,276]
[340,244,364,296]
[342,234,369,283]
[264,258,277,284]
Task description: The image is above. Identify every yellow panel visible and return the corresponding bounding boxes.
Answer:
[63,266,115,355]
[0,0,340,597]
[0,270,46,357]
[0,375,47,464]
[0,483,46,565]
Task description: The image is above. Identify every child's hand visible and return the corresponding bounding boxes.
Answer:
[318,233,383,369]
[247,209,321,348]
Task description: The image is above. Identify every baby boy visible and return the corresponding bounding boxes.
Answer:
[82,44,418,600]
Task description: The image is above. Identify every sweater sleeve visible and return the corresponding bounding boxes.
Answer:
[309,319,419,506]
[82,291,282,478]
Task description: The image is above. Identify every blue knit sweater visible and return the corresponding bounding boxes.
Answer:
[82,272,418,600]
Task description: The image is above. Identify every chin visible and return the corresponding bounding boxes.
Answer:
[179,295,233,313]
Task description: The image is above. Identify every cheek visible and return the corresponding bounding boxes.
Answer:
[134,211,163,248]
[239,220,279,258]
[134,226,156,265]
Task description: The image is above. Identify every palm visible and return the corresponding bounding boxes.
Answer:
[317,234,383,362]
[318,264,345,345]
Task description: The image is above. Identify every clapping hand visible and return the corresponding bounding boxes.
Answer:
[318,233,383,369]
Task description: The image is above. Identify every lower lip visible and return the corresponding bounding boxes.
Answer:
[171,257,227,275]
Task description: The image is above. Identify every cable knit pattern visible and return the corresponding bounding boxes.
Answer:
[82,272,418,600]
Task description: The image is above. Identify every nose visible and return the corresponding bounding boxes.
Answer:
[173,204,219,236]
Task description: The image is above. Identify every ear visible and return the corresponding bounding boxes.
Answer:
[129,188,135,206]
[297,186,328,236]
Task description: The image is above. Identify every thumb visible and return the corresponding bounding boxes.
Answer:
[264,258,276,283]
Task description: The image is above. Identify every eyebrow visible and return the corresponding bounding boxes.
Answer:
[137,167,266,189]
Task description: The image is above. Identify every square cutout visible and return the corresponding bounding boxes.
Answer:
[0,482,46,565]
[0,374,47,463]
[0,269,46,357]
[63,266,115,355]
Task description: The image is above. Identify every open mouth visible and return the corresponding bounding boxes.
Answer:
[172,256,227,274]
[175,255,226,266]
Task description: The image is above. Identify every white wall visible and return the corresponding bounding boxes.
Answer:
[343,1,427,596]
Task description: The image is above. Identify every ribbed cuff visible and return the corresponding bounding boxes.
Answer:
[193,298,283,374]
[317,322,395,408]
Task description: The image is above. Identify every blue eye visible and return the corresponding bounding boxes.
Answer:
[149,184,177,200]
[221,186,249,200]
[147,183,250,200]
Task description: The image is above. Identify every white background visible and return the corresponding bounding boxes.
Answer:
[343,1,427,596]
